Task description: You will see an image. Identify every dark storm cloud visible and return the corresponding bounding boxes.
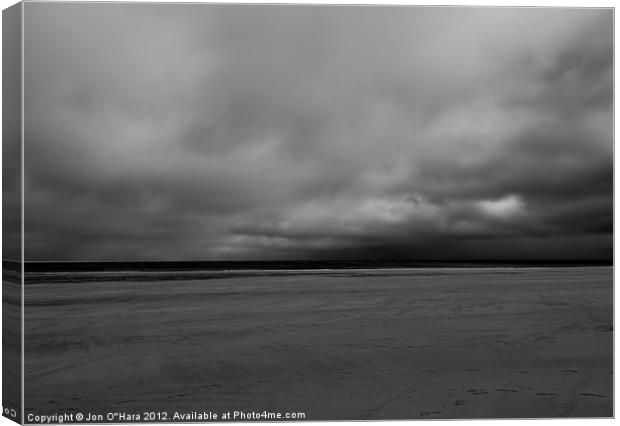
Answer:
[23,4,612,261]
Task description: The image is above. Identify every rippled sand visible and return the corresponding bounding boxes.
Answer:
[24,267,612,419]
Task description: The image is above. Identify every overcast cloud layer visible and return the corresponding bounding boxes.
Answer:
[24,4,612,261]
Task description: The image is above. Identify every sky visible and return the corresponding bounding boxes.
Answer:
[3,2,22,261]
[22,4,613,262]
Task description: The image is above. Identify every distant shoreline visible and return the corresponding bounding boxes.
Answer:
[10,259,613,273]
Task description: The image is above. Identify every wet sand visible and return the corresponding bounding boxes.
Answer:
[24,267,612,419]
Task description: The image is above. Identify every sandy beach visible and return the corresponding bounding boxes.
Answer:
[3,263,22,422]
[24,267,612,420]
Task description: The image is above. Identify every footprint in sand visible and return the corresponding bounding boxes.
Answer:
[204,384,222,389]
[419,411,441,417]
[466,389,489,395]
[114,400,137,406]
[168,394,189,399]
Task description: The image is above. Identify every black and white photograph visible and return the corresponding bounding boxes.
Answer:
[1,1,615,423]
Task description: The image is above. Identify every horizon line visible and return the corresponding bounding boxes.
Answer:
[10,259,614,264]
